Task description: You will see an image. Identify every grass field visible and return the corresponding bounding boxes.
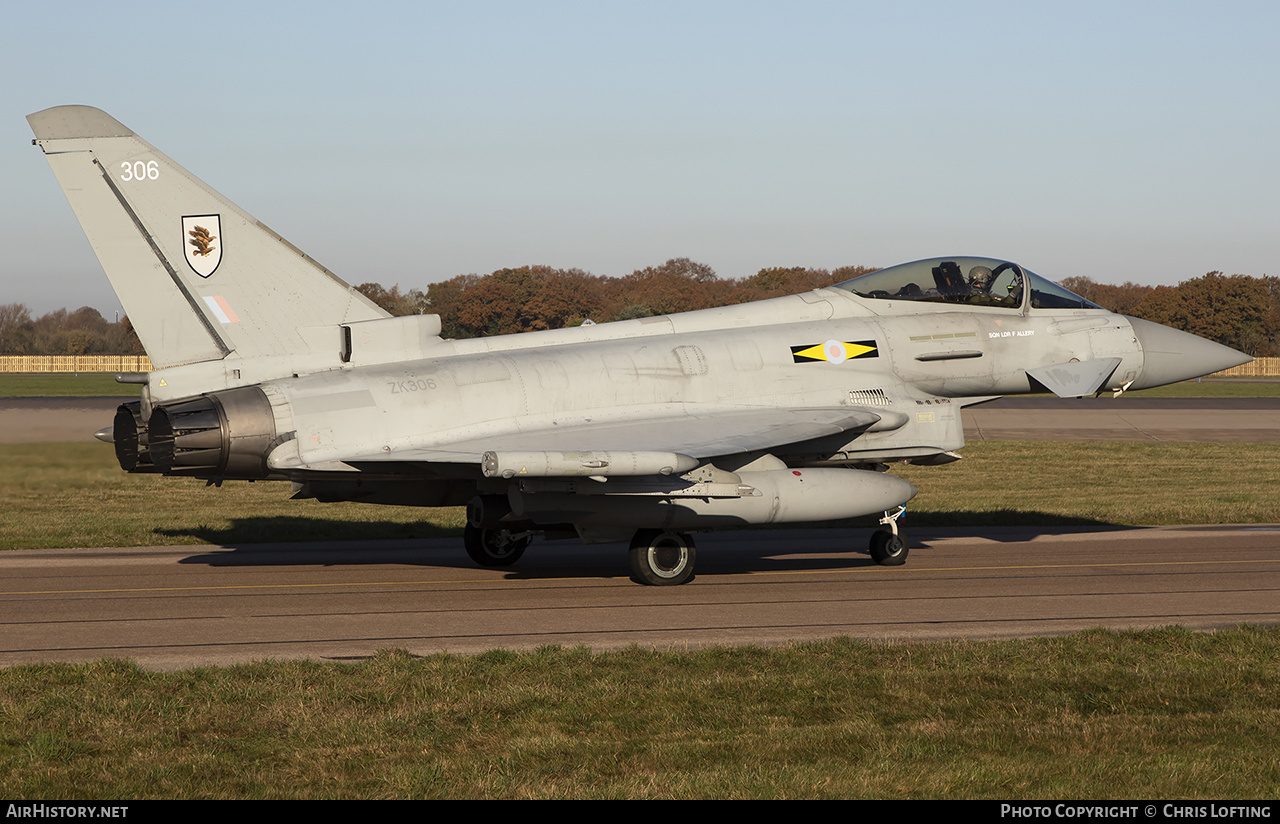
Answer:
[1128,378,1280,398]
[0,442,464,551]
[0,373,140,397]
[3,440,1278,551]
[2,627,1277,798]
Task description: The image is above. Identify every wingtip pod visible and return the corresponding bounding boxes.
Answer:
[27,105,133,140]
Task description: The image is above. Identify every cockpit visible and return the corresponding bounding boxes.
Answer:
[833,256,1101,311]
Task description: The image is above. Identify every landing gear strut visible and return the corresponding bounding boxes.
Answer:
[869,506,909,566]
[463,523,531,567]
[629,529,697,585]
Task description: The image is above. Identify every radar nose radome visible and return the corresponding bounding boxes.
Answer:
[1127,316,1253,390]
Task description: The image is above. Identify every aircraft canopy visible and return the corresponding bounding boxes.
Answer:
[834,256,1102,311]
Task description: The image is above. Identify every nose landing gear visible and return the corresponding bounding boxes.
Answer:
[869,506,908,566]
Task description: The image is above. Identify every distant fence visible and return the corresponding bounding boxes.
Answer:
[1215,358,1279,377]
[0,354,1276,377]
[0,355,153,373]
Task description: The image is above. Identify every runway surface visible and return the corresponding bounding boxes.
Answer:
[1,394,1277,669]
[0,397,124,443]
[2,526,1277,670]
[964,396,1280,442]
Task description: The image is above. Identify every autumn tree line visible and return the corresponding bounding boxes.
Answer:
[355,258,876,340]
[1058,272,1280,357]
[3,259,1278,356]
[0,303,144,357]
[361,261,1280,357]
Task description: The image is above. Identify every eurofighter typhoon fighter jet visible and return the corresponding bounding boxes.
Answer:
[28,106,1251,585]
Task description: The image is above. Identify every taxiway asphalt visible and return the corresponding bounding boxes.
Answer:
[2,526,1277,669]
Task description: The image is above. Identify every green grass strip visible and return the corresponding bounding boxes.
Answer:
[1,628,1277,798]
[0,443,462,550]
[3,441,1279,550]
[0,374,139,397]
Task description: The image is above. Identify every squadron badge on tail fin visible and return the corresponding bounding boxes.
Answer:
[182,215,221,278]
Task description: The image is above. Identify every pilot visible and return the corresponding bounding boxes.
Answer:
[1004,270,1024,303]
[968,266,995,295]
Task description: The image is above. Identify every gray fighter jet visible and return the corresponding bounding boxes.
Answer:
[27,105,1252,585]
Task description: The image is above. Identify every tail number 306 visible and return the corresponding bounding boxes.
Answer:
[119,160,159,181]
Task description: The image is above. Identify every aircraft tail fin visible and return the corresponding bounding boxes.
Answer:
[27,106,390,369]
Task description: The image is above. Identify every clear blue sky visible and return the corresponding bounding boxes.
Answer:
[3,0,1277,318]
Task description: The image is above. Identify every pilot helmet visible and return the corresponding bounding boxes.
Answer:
[968,266,994,291]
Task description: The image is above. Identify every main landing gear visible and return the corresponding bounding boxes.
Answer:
[463,523,531,567]
[462,521,698,584]
[869,506,909,566]
[462,516,904,582]
[628,529,697,586]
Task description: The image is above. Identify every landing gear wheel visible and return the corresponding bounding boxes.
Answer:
[464,523,530,567]
[869,530,908,566]
[629,529,696,586]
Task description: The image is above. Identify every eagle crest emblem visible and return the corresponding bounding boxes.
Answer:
[181,215,222,278]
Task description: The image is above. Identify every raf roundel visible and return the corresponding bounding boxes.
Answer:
[790,340,879,364]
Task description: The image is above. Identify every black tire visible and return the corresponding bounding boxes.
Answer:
[463,523,530,567]
[629,529,696,586]
[869,530,908,566]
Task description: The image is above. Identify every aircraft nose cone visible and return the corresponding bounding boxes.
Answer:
[1127,316,1253,389]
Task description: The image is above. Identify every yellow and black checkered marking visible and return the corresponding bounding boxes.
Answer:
[791,340,878,363]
